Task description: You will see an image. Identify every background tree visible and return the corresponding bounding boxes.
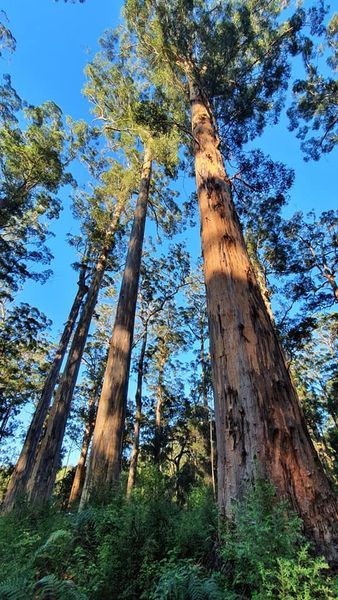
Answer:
[127,243,190,495]
[0,304,50,446]
[287,11,338,161]
[80,28,183,505]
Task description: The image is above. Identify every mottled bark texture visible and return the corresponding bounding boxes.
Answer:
[68,393,97,506]
[2,266,88,512]
[81,148,152,506]
[187,72,338,561]
[25,204,123,504]
[127,328,148,497]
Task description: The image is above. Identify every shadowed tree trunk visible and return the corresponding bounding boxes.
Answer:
[200,318,216,500]
[25,202,124,504]
[154,357,165,464]
[81,147,152,506]
[2,263,88,512]
[186,69,338,561]
[68,392,97,506]
[126,327,148,497]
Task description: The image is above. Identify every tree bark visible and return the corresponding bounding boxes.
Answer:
[25,203,123,504]
[126,327,148,497]
[200,319,216,499]
[81,147,152,506]
[2,265,88,512]
[187,71,338,561]
[154,358,165,464]
[68,392,97,506]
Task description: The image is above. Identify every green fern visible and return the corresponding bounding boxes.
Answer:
[34,529,73,558]
[150,561,232,600]
[35,574,87,599]
[0,576,33,600]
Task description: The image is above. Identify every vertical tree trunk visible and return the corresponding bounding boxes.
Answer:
[81,148,152,506]
[187,72,338,560]
[200,321,216,499]
[154,359,165,464]
[126,327,148,497]
[25,203,123,504]
[68,393,97,506]
[2,265,88,512]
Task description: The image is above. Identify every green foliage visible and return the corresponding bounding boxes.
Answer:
[255,546,337,600]
[0,303,51,444]
[0,479,335,599]
[221,480,304,590]
[149,559,229,600]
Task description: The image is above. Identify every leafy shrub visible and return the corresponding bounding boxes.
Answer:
[255,545,337,600]
[221,480,304,590]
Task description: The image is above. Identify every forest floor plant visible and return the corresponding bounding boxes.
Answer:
[0,473,336,599]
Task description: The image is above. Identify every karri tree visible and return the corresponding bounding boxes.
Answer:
[24,159,137,505]
[124,0,338,558]
[80,28,182,505]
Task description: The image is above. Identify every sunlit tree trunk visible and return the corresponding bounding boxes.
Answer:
[126,327,148,497]
[68,392,97,506]
[81,148,152,506]
[25,203,123,504]
[2,265,88,512]
[186,69,338,560]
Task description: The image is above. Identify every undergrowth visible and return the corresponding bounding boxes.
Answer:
[0,472,336,599]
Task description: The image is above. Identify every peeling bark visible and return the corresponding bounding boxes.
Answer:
[186,70,338,561]
[81,147,152,506]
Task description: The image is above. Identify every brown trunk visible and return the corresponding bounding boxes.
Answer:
[0,402,14,445]
[126,327,148,497]
[154,359,164,463]
[187,71,338,561]
[81,148,152,506]
[2,265,88,512]
[200,320,216,499]
[25,204,123,504]
[68,393,97,506]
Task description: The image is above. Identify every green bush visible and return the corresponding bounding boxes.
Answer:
[255,545,337,600]
[0,476,335,599]
[220,480,336,599]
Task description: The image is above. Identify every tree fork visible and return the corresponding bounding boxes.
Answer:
[187,72,338,561]
[81,146,152,506]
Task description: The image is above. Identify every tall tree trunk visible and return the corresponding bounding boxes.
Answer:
[81,147,152,506]
[200,320,216,499]
[2,265,88,512]
[126,327,148,497]
[187,71,338,560]
[154,359,165,464]
[68,392,97,506]
[25,204,123,504]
